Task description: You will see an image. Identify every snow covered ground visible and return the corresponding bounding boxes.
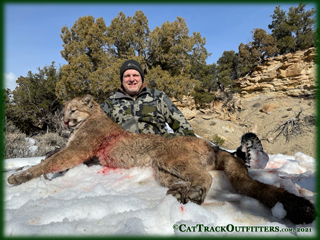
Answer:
[4,152,317,237]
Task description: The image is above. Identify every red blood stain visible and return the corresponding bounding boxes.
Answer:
[95,133,121,167]
[97,167,126,176]
[180,206,184,213]
[97,167,117,175]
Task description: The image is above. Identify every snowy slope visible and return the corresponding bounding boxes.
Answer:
[4,152,317,237]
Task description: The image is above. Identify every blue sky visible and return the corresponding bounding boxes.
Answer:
[4,2,316,91]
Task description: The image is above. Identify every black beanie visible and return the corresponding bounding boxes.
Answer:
[120,59,144,82]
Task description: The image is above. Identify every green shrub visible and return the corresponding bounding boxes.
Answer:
[212,134,225,147]
[192,91,215,109]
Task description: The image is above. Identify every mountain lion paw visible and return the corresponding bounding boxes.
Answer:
[167,184,206,205]
[167,184,190,204]
[187,186,206,205]
[8,171,34,186]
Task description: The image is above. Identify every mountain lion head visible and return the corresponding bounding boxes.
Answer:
[63,95,94,130]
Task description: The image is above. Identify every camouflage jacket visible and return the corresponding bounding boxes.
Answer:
[100,86,196,138]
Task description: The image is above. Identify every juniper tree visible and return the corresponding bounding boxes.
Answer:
[217,51,238,91]
[238,28,278,76]
[145,65,199,99]
[58,15,116,101]
[148,17,208,77]
[192,63,218,108]
[106,11,150,60]
[7,63,64,135]
[268,3,316,54]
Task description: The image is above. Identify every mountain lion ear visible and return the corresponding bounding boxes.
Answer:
[81,95,93,108]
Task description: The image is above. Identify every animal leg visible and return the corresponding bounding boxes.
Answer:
[216,150,315,224]
[153,160,212,205]
[153,165,190,204]
[7,148,91,186]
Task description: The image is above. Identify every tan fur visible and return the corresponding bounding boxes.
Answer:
[7,95,315,224]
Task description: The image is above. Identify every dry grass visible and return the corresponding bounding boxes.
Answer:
[5,132,32,159]
[4,124,68,159]
[33,133,68,157]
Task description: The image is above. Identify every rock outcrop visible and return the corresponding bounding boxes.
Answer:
[168,48,316,157]
[234,47,316,97]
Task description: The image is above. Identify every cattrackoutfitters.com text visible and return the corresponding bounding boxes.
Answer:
[173,223,306,233]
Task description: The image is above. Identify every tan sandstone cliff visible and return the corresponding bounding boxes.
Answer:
[234,47,316,98]
[171,48,316,157]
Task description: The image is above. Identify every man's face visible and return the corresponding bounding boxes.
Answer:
[122,69,143,96]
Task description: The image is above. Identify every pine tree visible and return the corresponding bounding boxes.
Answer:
[106,11,150,61]
[58,12,211,101]
[251,28,279,60]
[145,65,199,99]
[146,16,208,98]
[148,17,190,76]
[287,3,316,51]
[58,15,116,101]
[268,5,291,53]
[106,11,136,59]
[7,63,64,135]
[192,63,217,108]
[217,51,238,91]
[148,17,209,77]
[132,10,150,69]
[189,32,211,80]
[238,28,278,76]
[3,89,12,120]
[106,11,150,73]
[268,3,316,54]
